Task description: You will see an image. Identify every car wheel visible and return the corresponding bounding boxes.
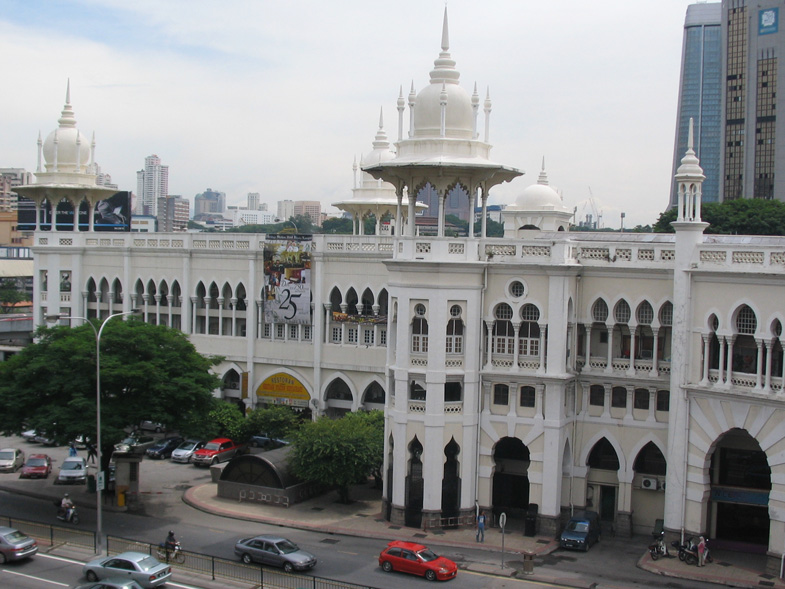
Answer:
[0,552,6,564]
[381,561,393,573]
[425,569,437,581]
[210,456,217,465]
[86,571,98,582]
[283,562,294,574]
[242,553,253,565]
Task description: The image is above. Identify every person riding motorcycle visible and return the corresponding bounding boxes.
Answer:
[163,530,178,562]
[60,493,75,522]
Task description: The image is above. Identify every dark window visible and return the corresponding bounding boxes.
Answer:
[493,384,509,405]
[587,438,620,471]
[409,381,426,401]
[519,386,535,408]
[634,388,650,410]
[444,382,462,402]
[611,386,627,408]
[633,442,667,476]
[589,385,605,407]
[656,390,670,412]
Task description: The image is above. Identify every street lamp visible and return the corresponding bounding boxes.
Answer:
[48,309,140,554]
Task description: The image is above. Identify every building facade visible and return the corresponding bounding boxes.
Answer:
[21,9,785,574]
[670,2,722,207]
[194,188,226,217]
[293,200,321,222]
[136,155,168,216]
[157,195,190,232]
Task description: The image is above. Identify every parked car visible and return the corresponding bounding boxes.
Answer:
[192,438,245,467]
[170,439,205,464]
[21,429,38,442]
[19,453,52,479]
[378,540,458,581]
[560,510,601,551]
[114,434,156,456]
[56,456,87,484]
[145,436,183,460]
[0,526,38,563]
[234,534,317,572]
[0,448,25,473]
[34,432,57,446]
[82,551,171,588]
[249,434,290,450]
[139,421,166,433]
[74,579,144,589]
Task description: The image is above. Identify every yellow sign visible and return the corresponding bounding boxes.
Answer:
[256,373,310,407]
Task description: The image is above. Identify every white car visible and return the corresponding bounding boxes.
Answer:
[57,456,87,484]
[170,439,205,463]
[0,449,24,473]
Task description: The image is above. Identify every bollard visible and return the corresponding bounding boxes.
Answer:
[523,552,534,574]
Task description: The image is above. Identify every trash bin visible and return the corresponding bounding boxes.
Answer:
[87,474,96,493]
[522,552,534,574]
[524,503,538,537]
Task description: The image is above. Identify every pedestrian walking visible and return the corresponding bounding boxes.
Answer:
[476,510,487,543]
[68,442,77,457]
[87,443,97,464]
[697,536,706,567]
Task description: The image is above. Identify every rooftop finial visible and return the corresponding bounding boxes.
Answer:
[441,6,449,52]
[66,79,71,105]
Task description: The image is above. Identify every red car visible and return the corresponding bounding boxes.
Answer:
[19,454,52,479]
[379,540,458,581]
[191,438,245,467]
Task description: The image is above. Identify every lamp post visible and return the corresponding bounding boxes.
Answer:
[50,310,139,554]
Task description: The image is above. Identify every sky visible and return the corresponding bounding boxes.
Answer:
[0,0,700,229]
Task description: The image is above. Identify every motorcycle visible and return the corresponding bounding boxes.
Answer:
[156,540,185,564]
[688,536,713,564]
[670,536,711,565]
[648,531,670,560]
[54,502,79,525]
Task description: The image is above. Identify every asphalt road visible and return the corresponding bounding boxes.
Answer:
[0,434,722,589]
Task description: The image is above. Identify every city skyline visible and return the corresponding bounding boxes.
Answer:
[1,0,695,228]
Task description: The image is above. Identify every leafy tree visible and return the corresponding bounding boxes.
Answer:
[0,279,30,313]
[322,218,353,234]
[204,400,247,441]
[245,405,301,441]
[0,319,221,470]
[290,410,384,503]
[486,218,504,237]
[653,199,785,235]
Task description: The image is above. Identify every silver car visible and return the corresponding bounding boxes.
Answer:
[57,456,87,484]
[0,448,25,472]
[83,551,171,588]
[73,579,144,589]
[0,526,38,563]
[234,534,317,572]
[170,439,205,463]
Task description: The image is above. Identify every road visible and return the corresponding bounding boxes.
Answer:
[0,435,723,588]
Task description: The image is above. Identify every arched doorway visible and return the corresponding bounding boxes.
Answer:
[631,441,666,534]
[708,428,770,552]
[405,437,424,528]
[492,437,530,528]
[586,438,620,528]
[441,438,460,525]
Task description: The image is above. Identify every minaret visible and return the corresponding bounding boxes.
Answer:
[675,119,705,222]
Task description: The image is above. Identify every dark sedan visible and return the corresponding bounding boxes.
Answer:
[145,436,184,459]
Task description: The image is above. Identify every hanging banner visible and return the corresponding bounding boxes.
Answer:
[263,234,312,324]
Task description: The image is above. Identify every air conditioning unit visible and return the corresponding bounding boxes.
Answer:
[641,477,658,490]
[659,480,666,491]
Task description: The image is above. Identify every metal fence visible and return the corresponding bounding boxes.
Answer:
[0,515,96,552]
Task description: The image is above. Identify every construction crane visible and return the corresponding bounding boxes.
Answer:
[578,187,602,230]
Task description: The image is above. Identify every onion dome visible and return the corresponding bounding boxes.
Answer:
[42,81,91,174]
[514,160,562,210]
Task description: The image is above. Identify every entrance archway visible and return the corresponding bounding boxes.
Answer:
[707,428,770,552]
[492,437,530,529]
[586,437,620,527]
[405,437,424,528]
[441,438,460,525]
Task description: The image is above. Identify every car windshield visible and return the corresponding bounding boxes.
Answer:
[62,461,84,470]
[177,441,195,450]
[25,458,46,466]
[120,437,137,445]
[418,548,439,562]
[567,521,589,532]
[276,540,299,554]
[136,555,160,571]
[0,451,14,460]
[3,530,27,542]
[205,443,220,451]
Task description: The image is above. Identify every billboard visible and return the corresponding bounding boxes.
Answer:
[263,234,312,325]
[17,191,132,232]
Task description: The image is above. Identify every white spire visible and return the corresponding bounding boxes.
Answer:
[483,87,492,143]
[429,6,459,85]
[408,81,416,138]
[36,132,42,173]
[537,157,549,185]
[675,118,705,222]
[397,86,405,142]
[472,82,479,139]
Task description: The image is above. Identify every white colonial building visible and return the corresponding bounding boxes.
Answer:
[19,8,785,573]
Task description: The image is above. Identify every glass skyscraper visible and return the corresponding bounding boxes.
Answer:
[670,3,722,208]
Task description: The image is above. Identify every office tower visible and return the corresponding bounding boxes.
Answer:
[0,168,34,211]
[194,188,226,215]
[720,1,784,200]
[247,192,260,210]
[670,3,722,207]
[157,195,190,232]
[277,199,294,220]
[136,155,168,216]
[293,200,321,221]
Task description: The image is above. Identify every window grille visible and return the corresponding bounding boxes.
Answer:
[736,305,757,334]
[614,300,631,324]
[592,299,608,322]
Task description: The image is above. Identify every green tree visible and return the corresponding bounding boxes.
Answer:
[245,405,301,441]
[290,410,384,503]
[0,279,30,313]
[321,218,353,234]
[653,199,785,235]
[0,319,221,470]
[485,218,504,237]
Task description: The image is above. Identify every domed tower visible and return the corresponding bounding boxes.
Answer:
[362,8,522,244]
[15,82,118,231]
[502,160,573,235]
[333,109,426,235]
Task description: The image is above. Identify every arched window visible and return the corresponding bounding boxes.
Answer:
[614,299,631,324]
[494,304,514,355]
[733,305,758,374]
[592,299,608,322]
[519,304,541,357]
[446,318,464,354]
[411,317,429,353]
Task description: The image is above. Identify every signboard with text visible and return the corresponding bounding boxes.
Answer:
[263,234,312,325]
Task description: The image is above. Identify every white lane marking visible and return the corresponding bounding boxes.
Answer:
[37,553,85,565]
[0,568,70,586]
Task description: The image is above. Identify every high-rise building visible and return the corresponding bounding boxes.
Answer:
[157,194,190,232]
[670,2,722,207]
[293,200,321,221]
[719,1,784,200]
[93,162,118,190]
[0,168,34,211]
[194,188,226,216]
[247,192,260,210]
[277,199,294,221]
[136,155,168,216]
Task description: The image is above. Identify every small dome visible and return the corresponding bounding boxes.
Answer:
[514,163,562,209]
[42,85,91,173]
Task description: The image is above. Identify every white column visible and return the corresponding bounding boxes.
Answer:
[154,294,161,325]
[724,336,735,387]
[764,340,774,392]
[512,322,520,369]
[602,384,611,418]
[324,303,332,343]
[700,335,711,386]
[755,338,764,390]
[538,323,546,373]
[142,293,150,323]
[584,325,592,372]
[485,319,494,369]
[717,337,726,386]
[231,297,238,337]
[167,295,174,327]
[217,297,224,336]
[203,297,212,334]
[627,326,637,376]
[605,324,614,374]
[650,328,660,377]
[190,296,198,334]
[437,192,445,238]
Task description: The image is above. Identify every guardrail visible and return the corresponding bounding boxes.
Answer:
[0,516,378,589]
